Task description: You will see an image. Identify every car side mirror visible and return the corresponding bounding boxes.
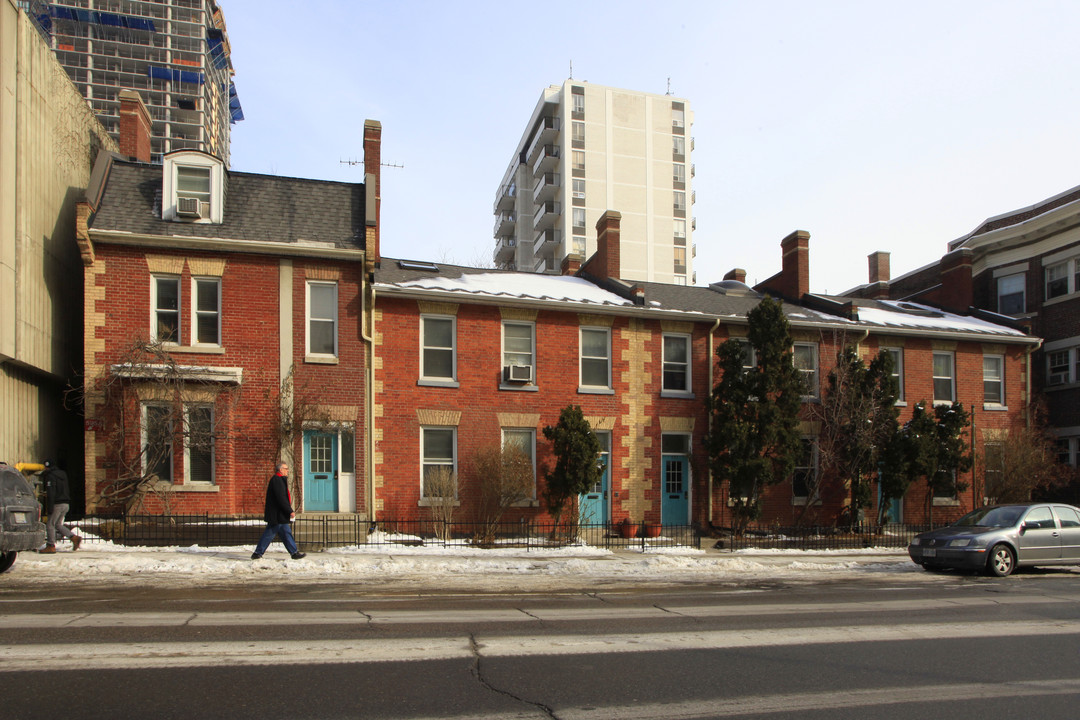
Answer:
[1019,522,1028,535]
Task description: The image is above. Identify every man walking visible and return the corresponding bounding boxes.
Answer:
[251,461,305,560]
[40,460,81,554]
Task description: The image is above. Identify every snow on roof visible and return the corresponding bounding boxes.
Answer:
[381,272,633,307]
[857,301,1027,336]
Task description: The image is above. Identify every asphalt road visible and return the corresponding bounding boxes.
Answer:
[3,571,1080,719]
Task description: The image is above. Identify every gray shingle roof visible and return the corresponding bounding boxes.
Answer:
[89,157,366,250]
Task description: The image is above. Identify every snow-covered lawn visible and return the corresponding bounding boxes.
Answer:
[4,534,920,591]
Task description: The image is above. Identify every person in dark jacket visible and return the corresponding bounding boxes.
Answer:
[251,462,305,560]
[40,460,81,554]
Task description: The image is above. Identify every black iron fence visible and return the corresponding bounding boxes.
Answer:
[69,514,931,552]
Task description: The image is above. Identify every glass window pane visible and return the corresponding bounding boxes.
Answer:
[340,428,355,474]
[310,320,335,355]
[423,429,454,462]
[664,336,687,364]
[156,278,178,310]
[661,434,690,454]
[424,348,453,378]
[933,353,952,377]
[196,314,218,344]
[581,358,608,387]
[581,329,607,357]
[196,279,218,312]
[424,317,452,348]
[310,284,336,320]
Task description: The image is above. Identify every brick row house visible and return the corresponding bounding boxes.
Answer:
[77,94,1041,528]
[77,93,380,516]
[843,185,1080,473]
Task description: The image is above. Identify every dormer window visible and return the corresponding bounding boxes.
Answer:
[163,150,224,224]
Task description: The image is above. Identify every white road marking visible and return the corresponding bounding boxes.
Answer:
[1,620,1078,671]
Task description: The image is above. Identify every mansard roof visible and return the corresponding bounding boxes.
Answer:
[87,155,366,251]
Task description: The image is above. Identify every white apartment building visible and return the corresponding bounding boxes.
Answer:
[493,80,695,284]
[23,0,241,164]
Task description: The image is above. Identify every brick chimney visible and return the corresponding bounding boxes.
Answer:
[580,210,622,279]
[363,119,382,266]
[118,90,151,163]
[560,253,583,276]
[939,247,974,313]
[780,230,810,299]
[723,268,746,283]
[866,251,891,299]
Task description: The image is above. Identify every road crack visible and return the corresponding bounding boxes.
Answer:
[469,633,558,719]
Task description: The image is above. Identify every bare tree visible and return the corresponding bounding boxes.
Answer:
[72,339,244,514]
[423,466,458,541]
[471,442,535,545]
[980,408,1073,504]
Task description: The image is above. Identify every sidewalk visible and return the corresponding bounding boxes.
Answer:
[4,541,918,591]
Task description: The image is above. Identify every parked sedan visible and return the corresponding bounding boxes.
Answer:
[909,503,1080,577]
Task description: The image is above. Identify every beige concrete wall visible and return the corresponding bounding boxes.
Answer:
[0,0,115,465]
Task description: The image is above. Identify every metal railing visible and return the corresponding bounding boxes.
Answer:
[714,523,931,552]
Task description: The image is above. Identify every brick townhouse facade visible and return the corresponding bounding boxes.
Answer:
[75,94,1041,528]
[76,92,379,516]
[843,184,1080,470]
[372,215,1039,528]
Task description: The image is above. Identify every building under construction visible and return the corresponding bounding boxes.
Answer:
[22,0,242,164]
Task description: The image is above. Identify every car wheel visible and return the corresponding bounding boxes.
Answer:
[987,544,1015,577]
[0,551,15,574]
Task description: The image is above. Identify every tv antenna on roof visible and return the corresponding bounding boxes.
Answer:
[339,159,404,169]
[569,60,573,79]
[666,77,672,96]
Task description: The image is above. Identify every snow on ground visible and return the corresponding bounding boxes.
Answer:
[4,535,920,591]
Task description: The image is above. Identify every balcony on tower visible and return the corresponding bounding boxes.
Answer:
[534,228,561,256]
[526,116,560,165]
[493,236,517,265]
[493,211,516,238]
[533,201,561,231]
[530,144,560,176]
[493,180,517,214]
[532,172,561,204]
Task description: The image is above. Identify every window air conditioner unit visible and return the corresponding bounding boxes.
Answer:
[177,196,202,218]
[504,364,532,383]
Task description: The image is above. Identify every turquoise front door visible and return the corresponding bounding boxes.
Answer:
[580,432,611,526]
[661,455,689,526]
[303,430,337,512]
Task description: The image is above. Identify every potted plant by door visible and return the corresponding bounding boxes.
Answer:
[641,522,662,538]
[618,517,639,538]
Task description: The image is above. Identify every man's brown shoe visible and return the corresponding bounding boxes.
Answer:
[40,545,56,554]
[72,536,82,551]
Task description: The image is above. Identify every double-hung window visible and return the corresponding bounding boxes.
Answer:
[186,405,215,483]
[572,121,585,148]
[143,403,174,482]
[572,208,587,232]
[673,247,687,275]
[1046,261,1071,300]
[933,352,956,403]
[421,315,456,383]
[421,427,456,499]
[176,165,211,213]
[793,343,819,399]
[306,281,338,357]
[662,334,692,394]
[502,321,535,385]
[673,136,686,158]
[152,276,181,344]
[791,438,819,504]
[983,355,1005,406]
[1048,349,1072,385]
[579,327,611,392]
[997,273,1025,315]
[502,428,537,499]
[883,347,904,402]
[192,277,221,346]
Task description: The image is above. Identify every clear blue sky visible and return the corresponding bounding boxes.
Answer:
[224,0,1080,293]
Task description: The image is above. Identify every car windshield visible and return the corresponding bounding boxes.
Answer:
[954,506,1024,528]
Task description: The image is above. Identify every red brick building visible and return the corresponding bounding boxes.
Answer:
[76,93,380,517]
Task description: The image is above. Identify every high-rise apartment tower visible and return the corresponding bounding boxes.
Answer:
[493,80,694,284]
[22,0,242,164]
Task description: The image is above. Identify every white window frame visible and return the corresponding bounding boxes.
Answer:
[572,236,586,256]
[673,136,686,156]
[162,151,224,223]
[1047,348,1073,386]
[983,354,1005,408]
[305,280,338,359]
[996,273,1026,315]
[933,351,956,404]
[191,276,221,347]
[502,428,537,500]
[420,314,457,385]
[420,426,457,501]
[501,321,536,388]
[572,178,586,199]
[572,207,587,231]
[572,150,585,172]
[673,191,686,212]
[793,342,819,399]
[673,164,686,184]
[674,247,687,274]
[674,219,687,241]
[571,92,585,116]
[579,326,612,393]
[662,333,693,396]
[184,404,215,484]
[151,275,181,345]
[1046,260,1072,300]
[572,121,585,146]
[883,347,904,403]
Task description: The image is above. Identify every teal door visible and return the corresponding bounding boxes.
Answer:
[877,482,902,524]
[303,430,337,512]
[661,455,689,526]
[580,431,611,526]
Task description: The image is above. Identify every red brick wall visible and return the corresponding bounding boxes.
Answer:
[88,245,367,515]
